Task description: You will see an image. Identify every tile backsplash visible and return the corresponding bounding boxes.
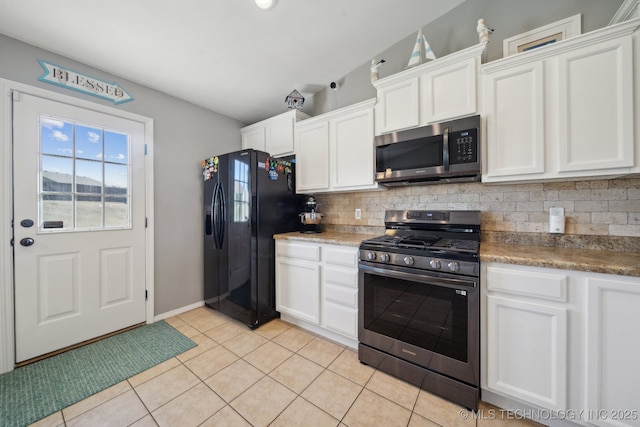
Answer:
[314,177,640,239]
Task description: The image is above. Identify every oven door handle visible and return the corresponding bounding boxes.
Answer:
[359,263,477,289]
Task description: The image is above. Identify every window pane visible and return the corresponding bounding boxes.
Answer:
[76,159,103,194]
[41,194,72,229]
[76,195,103,228]
[75,124,103,160]
[105,163,128,193]
[42,155,73,193]
[104,131,128,164]
[105,196,129,227]
[40,117,73,157]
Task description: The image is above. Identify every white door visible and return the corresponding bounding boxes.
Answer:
[13,92,147,363]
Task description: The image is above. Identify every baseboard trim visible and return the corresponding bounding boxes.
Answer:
[153,301,204,322]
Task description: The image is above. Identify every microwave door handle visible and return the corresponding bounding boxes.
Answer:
[443,126,450,170]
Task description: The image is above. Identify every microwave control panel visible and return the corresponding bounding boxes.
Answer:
[449,128,478,164]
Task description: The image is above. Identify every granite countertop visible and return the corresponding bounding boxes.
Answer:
[274,231,640,278]
[273,231,378,247]
[480,241,640,277]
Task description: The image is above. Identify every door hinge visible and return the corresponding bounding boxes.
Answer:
[145,217,148,228]
[144,144,147,155]
[145,290,148,300]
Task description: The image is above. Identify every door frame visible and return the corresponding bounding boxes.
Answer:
[0,79,155,373]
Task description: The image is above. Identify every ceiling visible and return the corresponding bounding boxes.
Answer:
[0,0,465,124]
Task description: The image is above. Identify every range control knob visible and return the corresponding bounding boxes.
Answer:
[403,256,415,266]
[366,252,376,261]
[380,253,390,262]
[448,261,460,272]
[429,259,441,269]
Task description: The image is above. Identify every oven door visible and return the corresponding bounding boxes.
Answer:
[358,261,479,386]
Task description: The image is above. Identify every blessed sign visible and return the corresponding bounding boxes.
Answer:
[37,60,134,105]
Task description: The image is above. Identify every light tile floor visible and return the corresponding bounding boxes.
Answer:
[29,307,543,427]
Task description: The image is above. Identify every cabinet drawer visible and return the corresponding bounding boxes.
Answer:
[486,266,567,302]
[323,302,357,339]
[324,283,358,307]
[323,247,358,267]
[323,266,357,288]
[276,241,320,261]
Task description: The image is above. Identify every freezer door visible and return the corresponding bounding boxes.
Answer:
[217,150,255,325]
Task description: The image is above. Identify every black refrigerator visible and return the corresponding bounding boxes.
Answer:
[202,149,301,328]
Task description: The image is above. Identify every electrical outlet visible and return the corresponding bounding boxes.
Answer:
[355,209,362,220]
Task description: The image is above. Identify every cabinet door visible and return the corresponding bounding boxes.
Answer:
[275,257,320,324]
[331,108,375,190]
[483,61,545,180]
[486,295,567,411]
[241,126,266,151]
[586,277,640,427]
[556,36,634,174]
[421,56,477,123]
[375,77,419,134]
[295,121,330,192]
[267,115,295,157]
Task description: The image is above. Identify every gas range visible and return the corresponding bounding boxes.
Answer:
[359,210,481,277]
[358,209,482,410]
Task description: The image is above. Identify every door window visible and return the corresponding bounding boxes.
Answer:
[39,116,130,231]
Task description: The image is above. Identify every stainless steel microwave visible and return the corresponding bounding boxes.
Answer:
[375,115,481,186]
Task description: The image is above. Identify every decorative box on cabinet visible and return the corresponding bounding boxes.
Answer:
[241,109,309,157]
[295,98,378,193]
[481,19,640,183]
[373,42,486,135]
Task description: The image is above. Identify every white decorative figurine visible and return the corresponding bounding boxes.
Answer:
[477,18,494,43]
[370,58,385,82]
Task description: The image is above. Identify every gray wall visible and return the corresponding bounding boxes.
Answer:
[310,0,624,115]
[0,34,243,316]
[0,0,625,317]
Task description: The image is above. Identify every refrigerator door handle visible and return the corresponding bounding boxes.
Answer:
[217,184,226,248]
[213,183,225,249]
[212,183,221,249]
[205,185,215,236]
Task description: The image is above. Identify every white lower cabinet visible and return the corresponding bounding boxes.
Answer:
[482,262,640,427]
[586,277,640,427]
[275,241,321,324]
[484,265,569,411]
[275,240,359,347]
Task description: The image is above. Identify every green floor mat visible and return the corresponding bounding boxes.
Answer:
[0,320,196,427]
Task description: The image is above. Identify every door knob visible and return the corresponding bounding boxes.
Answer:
[20,238,34,247]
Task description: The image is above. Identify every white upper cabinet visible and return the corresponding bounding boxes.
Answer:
[481,19,640,183]
[241,109,309,157]
[295,120,330,193]
[241,126,266,152]
[373,43,486,135]
[556,36,634,173]
[295,99,378,193]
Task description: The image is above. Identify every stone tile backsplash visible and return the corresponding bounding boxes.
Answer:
[314,177,640,239]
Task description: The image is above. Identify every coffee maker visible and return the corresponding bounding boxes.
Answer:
[299,195,323,233]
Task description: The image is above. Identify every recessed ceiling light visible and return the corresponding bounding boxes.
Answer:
[254,0,276,10]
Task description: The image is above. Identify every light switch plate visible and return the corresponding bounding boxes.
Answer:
[355,209,362,220]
